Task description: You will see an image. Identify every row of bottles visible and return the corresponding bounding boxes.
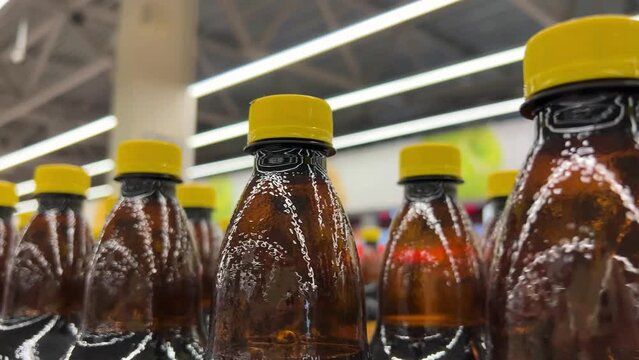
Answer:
[0,13,637,360]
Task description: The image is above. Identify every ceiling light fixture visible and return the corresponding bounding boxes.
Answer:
[0,115,117,172]
[187,46,524,148]
[187,0,460,98]
[187,98,522,178]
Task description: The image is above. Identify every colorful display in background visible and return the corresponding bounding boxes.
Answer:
[424,125,503,201]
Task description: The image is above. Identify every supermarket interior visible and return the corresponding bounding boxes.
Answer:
[0,0,639,359]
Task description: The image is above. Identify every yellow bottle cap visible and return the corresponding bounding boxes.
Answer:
[116,139,182,179]
[0,181,18,207]
[360,226,381,243]
[92,195,119,239]
[524,15,639,98]
[486,170,518,199]
[34,164,90,196]
[17,211,34,230]
[248,94,333,146]
[399,143,461,181]
[177,183,216,209]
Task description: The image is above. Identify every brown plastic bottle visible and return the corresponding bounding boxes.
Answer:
[177,183,222,331]
[0,181,18,314]
[370,143,484,360]
[481,170,517,267]
[488,16,639,359]
[360,226,383,287]
[0,165,92,359]
[67,140,204,359]
[207,95,368,359]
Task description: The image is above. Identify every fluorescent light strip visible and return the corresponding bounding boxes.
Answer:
[187,46,525,148]
[16,199,37,214]
[187,98,522,178]
[188,121,249,148]
[187,155,253,180]
[0,115,117,172]
[86,184,114,200]
[15,158,114,197]
[82,159,115,177]
[188,0,460,98]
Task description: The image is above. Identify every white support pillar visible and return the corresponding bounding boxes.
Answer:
[110,0,198,173]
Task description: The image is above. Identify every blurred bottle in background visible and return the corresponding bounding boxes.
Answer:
[488,16,639,359]
[16,211,33,234]
[370,143,484,360]
[481,170,517,267]
[208,95,368,360]
[360,226,383,287]
[0,181,18,315]
[91,195,118,240]
[177,182,222,332]
[0,165,92,359]
[68,140,204,359]
[360,226,383,340]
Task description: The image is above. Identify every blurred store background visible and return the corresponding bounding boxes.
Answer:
[0,0,637,245]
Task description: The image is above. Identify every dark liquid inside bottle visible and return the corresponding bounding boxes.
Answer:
[67,177,204,359]
[370,181,484,360]
[184,207,222,331]
[488,86,639,359]
[0,194,92,360]
[0,206,16,314]
[208,145,368,360]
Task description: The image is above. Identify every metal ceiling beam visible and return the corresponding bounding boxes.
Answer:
[23,17,66,93]
[257,0,296,50]
[316,0,361,80]
[510,0,560,26]
[220,0,254,56]
[0,56,112,128]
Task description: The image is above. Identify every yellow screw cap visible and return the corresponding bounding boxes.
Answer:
[35,164,90,196]
[17,211,34,231]
[177,183,216,209]
[116,139,182,179]
[248,94,333,146]
[0,181,18,207]
[524,15,639,98]
[361,226,381,243]
[486,170,518,199]
[399,143,461,181]
[92,195,119,239]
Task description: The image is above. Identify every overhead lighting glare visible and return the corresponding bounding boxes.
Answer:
[187,0,460,98]
[186,155,253,180]
[15,179,35,196]
[86,184,114,200]
[82,159,115,177]
[16,199,37,214]
[327,47,524,110]
[188,121,249,149]
[0,115,117,172]
[188,46,524,149]
[188,98,522,178]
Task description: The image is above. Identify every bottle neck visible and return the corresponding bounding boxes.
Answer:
[0,206,14,220]
[403,180,458,202]
[184,207,213,221]
[252,144,328,174]
[119,175,178,198]
[529,87,638,143]
[37,193,84,212]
